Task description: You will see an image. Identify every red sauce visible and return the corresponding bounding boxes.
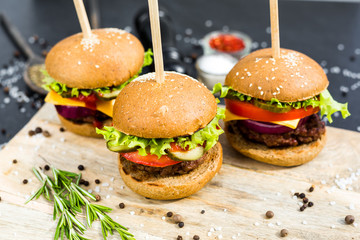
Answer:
[70,93,97,110]
[209,34,245,53]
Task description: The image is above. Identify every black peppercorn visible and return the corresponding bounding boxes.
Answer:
[280,229,288,237]
[12,159,17,164]
[59,127,65,132]
[166,211,173,217]
[95,195,101,201]
[173,214,183,223]
[200,210,205,214]
[13,50,21,58]
[42,130,51,137]
[79,179,85,185]
[44,165,50,171]
[308,202,314,207]
[119,203,125,209]
[35,127,42,134]
[177,236,183,240]
[84,181,89,186]
[303,198,309,204]
[193,235,200,240]
[300,205,306,211]
[294,192,299,197]
[3,87,9,94]
[345,215,355,224]
[266,211,274,218]
[28,130,36,136]
[178,222,184,228]
[95,179,100,184]
[23,179,28,184]
[78,165,85,171]
[299,193,305,199]
[309,186,314,192]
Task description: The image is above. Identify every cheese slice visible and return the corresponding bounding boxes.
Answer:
[224,109,300,129]
[45,91,115,117]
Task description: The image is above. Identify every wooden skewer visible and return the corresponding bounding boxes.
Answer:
[270,0,280,58]
[73,0,92,38]
[148,0,165,84]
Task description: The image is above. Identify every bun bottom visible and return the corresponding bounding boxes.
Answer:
[118,142,223,200]
[225,122,326,167]
[57,114,112,138]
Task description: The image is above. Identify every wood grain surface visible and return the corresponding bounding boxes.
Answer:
[0,103,359,240]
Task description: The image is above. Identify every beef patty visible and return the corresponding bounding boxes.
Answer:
[228,114,325,148]
[120,148,212,182]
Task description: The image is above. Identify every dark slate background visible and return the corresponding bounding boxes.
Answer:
[0,0,359,146]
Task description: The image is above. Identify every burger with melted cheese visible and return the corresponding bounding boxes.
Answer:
[213,48,350,166]
[42,28,152,137]
[97,72,224,200]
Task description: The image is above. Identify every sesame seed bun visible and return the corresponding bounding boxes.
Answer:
[57,114,112,138]
[118,142,223,200]
[224,122,327,167]
[225,48,329,102]
[45,28,144,89]
[112,72,218,138]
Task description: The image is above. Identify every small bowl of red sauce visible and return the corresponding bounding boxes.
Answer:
[202,30,252,59]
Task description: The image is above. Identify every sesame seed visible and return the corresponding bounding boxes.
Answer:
[260,91,264,95]
[95,65,100,68]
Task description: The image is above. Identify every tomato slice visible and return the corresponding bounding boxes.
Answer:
[225,99,319,122]
[120,143,185,167]
[70,94,98,110]
[121,152,180,167]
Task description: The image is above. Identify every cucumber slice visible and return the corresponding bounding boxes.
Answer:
[107,141,137,152]
[253,100,291,113]
[96,89,122,100]
[168,146,204,161]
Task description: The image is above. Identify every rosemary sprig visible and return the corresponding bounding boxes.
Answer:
[26,166,135,240]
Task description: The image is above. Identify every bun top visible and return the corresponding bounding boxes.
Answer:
[113,72,217,138]
[45,28,144,89]
[225,48,329,102]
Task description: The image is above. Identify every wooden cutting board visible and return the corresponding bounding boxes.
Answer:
[0,103,359,240]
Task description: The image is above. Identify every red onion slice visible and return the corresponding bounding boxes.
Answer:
[240,116,310,135]
[55,105,96,119]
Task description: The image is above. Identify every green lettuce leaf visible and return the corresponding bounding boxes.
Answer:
[42,49,153,98]
[319,89,350,123]
[177,108,225,151]
[212,83,350,122]
[96,108,225,158]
